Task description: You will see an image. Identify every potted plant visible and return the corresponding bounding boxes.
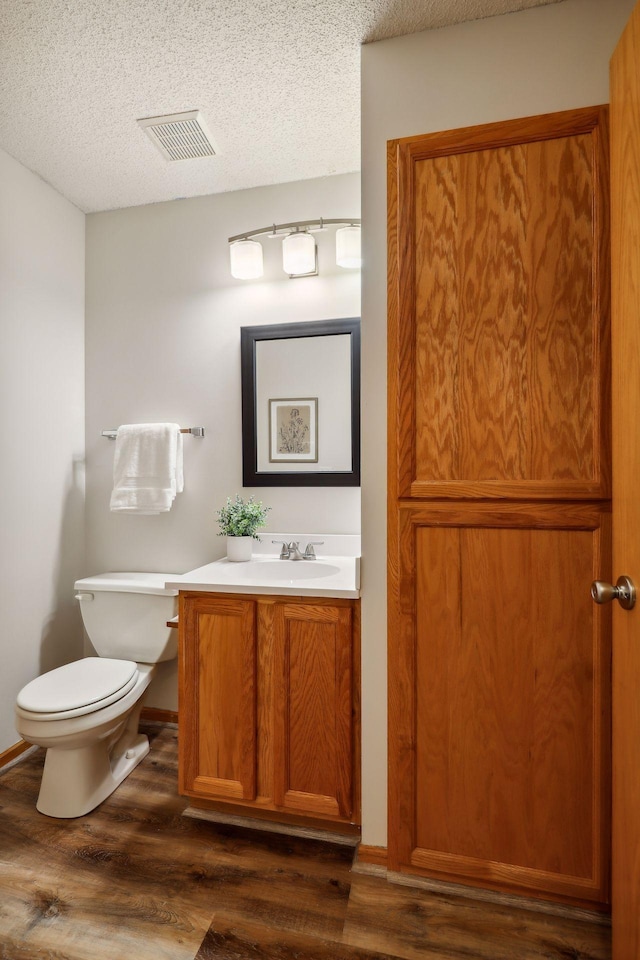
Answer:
[216,494,271,562]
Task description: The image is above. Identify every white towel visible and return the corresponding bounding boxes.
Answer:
[109,423,184,514]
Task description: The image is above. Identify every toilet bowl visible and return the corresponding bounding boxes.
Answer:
[15,572,180,819]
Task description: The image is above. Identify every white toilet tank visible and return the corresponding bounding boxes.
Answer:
[74,572,181,663]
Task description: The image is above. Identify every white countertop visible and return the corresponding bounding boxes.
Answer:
[165,554,360,599]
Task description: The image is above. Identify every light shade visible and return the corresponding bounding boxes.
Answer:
[230,239,264,280]
[336,225,362,269]
[282,231,316,276]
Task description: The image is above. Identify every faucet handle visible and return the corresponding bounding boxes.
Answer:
[272,540,290,559]
[303,541,324,559]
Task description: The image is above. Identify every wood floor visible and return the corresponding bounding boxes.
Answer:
[0,723,611,960]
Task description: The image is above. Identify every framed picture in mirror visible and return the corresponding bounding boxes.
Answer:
[269,398,318,463]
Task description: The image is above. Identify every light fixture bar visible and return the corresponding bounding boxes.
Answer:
[228,217,361,244]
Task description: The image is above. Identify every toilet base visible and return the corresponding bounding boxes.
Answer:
[33,690,152,819]
[36,733,150,818]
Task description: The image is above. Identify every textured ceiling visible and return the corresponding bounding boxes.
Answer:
[0,0,562,213]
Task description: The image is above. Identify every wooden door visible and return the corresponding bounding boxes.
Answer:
[179,594,257,801]
[273,601,354,820]
[611,4,640,954]
[388,107,612,906]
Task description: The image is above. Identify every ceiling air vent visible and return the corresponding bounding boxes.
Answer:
[137,110,217,161]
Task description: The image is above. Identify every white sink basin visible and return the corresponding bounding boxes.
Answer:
[166,555,359,598]
[233,560,341,581]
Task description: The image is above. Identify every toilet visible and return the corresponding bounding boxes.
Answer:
[15,571,181,819]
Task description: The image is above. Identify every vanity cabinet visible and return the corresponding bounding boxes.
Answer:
[178,592,360,828]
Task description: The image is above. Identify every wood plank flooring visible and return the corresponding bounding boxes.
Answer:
[0,724,611,960]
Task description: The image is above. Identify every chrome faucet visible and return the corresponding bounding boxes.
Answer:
[272,540,324,560]
[287,541,305,561]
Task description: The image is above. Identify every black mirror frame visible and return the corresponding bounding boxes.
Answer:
[241,317,361,487]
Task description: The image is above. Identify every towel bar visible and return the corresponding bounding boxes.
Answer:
[102,427,205,439]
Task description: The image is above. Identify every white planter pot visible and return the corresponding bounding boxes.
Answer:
[226,536,253,562]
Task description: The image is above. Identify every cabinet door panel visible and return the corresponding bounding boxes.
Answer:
[179,596,257,801]
[274,603,353,819]
[389,503,611,904]
[391,107,610,501]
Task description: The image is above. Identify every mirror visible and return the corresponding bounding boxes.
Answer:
[241,318,360,486]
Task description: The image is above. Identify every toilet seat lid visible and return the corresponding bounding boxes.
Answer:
[17,658,138,715]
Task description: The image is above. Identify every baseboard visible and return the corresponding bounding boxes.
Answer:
[386,870,611,924]
[0,739,32,770]
[357,844,388,867]
[141,707,178,724]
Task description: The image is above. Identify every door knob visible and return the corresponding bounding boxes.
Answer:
[590,576,636,610]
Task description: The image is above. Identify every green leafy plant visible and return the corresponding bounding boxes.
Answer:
[216,494,271,540]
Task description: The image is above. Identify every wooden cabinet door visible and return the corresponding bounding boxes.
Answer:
[273,602,353,820]
[179,594,257,801]
[388,107,611,907]
[389,503,611,905]
[389,106,610,503]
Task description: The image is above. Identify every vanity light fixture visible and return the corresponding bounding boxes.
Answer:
[227,218,361,279]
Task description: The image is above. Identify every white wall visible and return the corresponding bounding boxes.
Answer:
[0,148,85,752]
[360,0,636,847]
[85,172,361,708]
